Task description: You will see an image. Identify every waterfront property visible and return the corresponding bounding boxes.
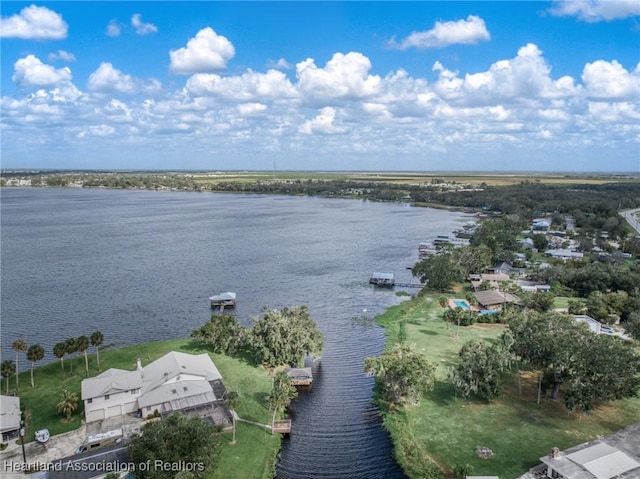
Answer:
[474,290,521,311]
[0,395,21,441]
[81,351,229,427]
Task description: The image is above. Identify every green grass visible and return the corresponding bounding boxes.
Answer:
[6,339,282,479]
[375,295,640,479]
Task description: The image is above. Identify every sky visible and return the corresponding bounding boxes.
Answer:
[1,1,639,172]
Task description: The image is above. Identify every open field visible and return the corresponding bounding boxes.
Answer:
[190,171,636,186]
[6,339,281,479]
[376,295,640,479]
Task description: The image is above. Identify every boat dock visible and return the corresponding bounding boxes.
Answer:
[369,272,395,287]
[209,292,236,311]
[286,367,313,386]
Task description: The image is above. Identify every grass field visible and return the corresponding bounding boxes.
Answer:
[376,295,640,479]
[6,339,281,479]
[189,171,634,187]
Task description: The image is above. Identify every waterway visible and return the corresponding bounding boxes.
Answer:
[1,188,473,479]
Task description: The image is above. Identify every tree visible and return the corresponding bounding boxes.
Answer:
[364,344,436,408]
[26,344,45,388]
[12,339,27,391]
[521,292,555,312]
[128,413,221,479]
[1,360,16,394]
[224,391,239,444]
[449,340,507,401]
[57,389,79,420]
[269,371,297,431]
[65,337,77,376]
[412,254,462,291]
[76,335,90,376]
[532,234,548,251]
[191,315,245,355]
[250,306,324,368]
[53,342,67,377]
[90,331,104,371]
[623,312,640,340]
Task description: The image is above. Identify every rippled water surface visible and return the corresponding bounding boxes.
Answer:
[1,188,472,479]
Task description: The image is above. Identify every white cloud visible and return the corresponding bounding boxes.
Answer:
[0,5,67,39]
[12,55,72,87]
[300,107,346,134]
[184,69,297,100]
[169,27,235,75]
[131,14,157,35]
[549,0,640,22]
[268,58,293,70]
[581,60,640,99]
[87,63,136,93]
[390,15,490,50]
[107,19,122,37]
[238,103,267,115]
[48,50,76,63]
[296,52,381,100]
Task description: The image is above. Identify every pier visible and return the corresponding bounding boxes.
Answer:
[209,292,236,310]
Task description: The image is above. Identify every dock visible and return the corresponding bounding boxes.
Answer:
[209,292,236,310]
[272,419,292,434]
[286,367,313,386]
[369,272,395,287]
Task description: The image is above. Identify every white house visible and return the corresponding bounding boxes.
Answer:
[81,351,225,423]
[81,369,143,423]
[0,395,21,441]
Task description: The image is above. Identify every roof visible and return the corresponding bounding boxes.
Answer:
[209,292,236,301]
[481,273,510,282]
[81,368,142,400]
[474,290,521,307]
[0,395,21,433]
[538,423,640,479]
[141,351,222,394]
[138,378,215,409]
[286,367,312,379]
[371,272,394,280]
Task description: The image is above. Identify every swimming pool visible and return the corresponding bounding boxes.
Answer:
[453,300,470,309]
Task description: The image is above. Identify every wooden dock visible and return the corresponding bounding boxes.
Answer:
[272,419,292,434]
[286,367,313,386]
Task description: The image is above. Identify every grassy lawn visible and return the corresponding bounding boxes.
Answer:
[376,295,640,479]
[6,339,281,479]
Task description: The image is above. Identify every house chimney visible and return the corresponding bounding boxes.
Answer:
[136,358,142,371]
[550,447,561,459]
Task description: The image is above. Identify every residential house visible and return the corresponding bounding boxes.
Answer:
[532,219,551,232]
[519,422,640,479]
[474,290,521,310]
[516,280,551,293]
[81,351,227,423]
[470,273,511,291]
[0,395,21,441]
[545,249,584,261]
[574,315,602,334]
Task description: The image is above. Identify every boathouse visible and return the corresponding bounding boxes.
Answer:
[369,272,395,287]
[209,292,236,309]
[286,367,313,386]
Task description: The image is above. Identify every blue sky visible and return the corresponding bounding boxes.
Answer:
[1,1,639,172]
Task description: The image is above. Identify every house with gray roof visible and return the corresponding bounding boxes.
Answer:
[0,395,21,441]
[519,422,640,479]
[81,351,226,423]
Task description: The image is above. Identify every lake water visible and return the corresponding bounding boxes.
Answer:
[1,188,472,478]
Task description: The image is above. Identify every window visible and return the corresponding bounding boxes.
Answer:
[104,395,110,400]
[87,398,93,404]
[183,387,188,392]
[131,389,139,394]
[171,389,177,394]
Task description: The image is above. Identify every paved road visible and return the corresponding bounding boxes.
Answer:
[620,208,640,235]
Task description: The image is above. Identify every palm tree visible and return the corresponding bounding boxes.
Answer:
[1,360,16,394]
[90,331,104,371]
[53,342,67,378]
[26,344,45,388]
[12,339,27,391]
[57,389,79,421]
[76,336,90,376]
[225,391,239,444]
[65,338,77,376]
